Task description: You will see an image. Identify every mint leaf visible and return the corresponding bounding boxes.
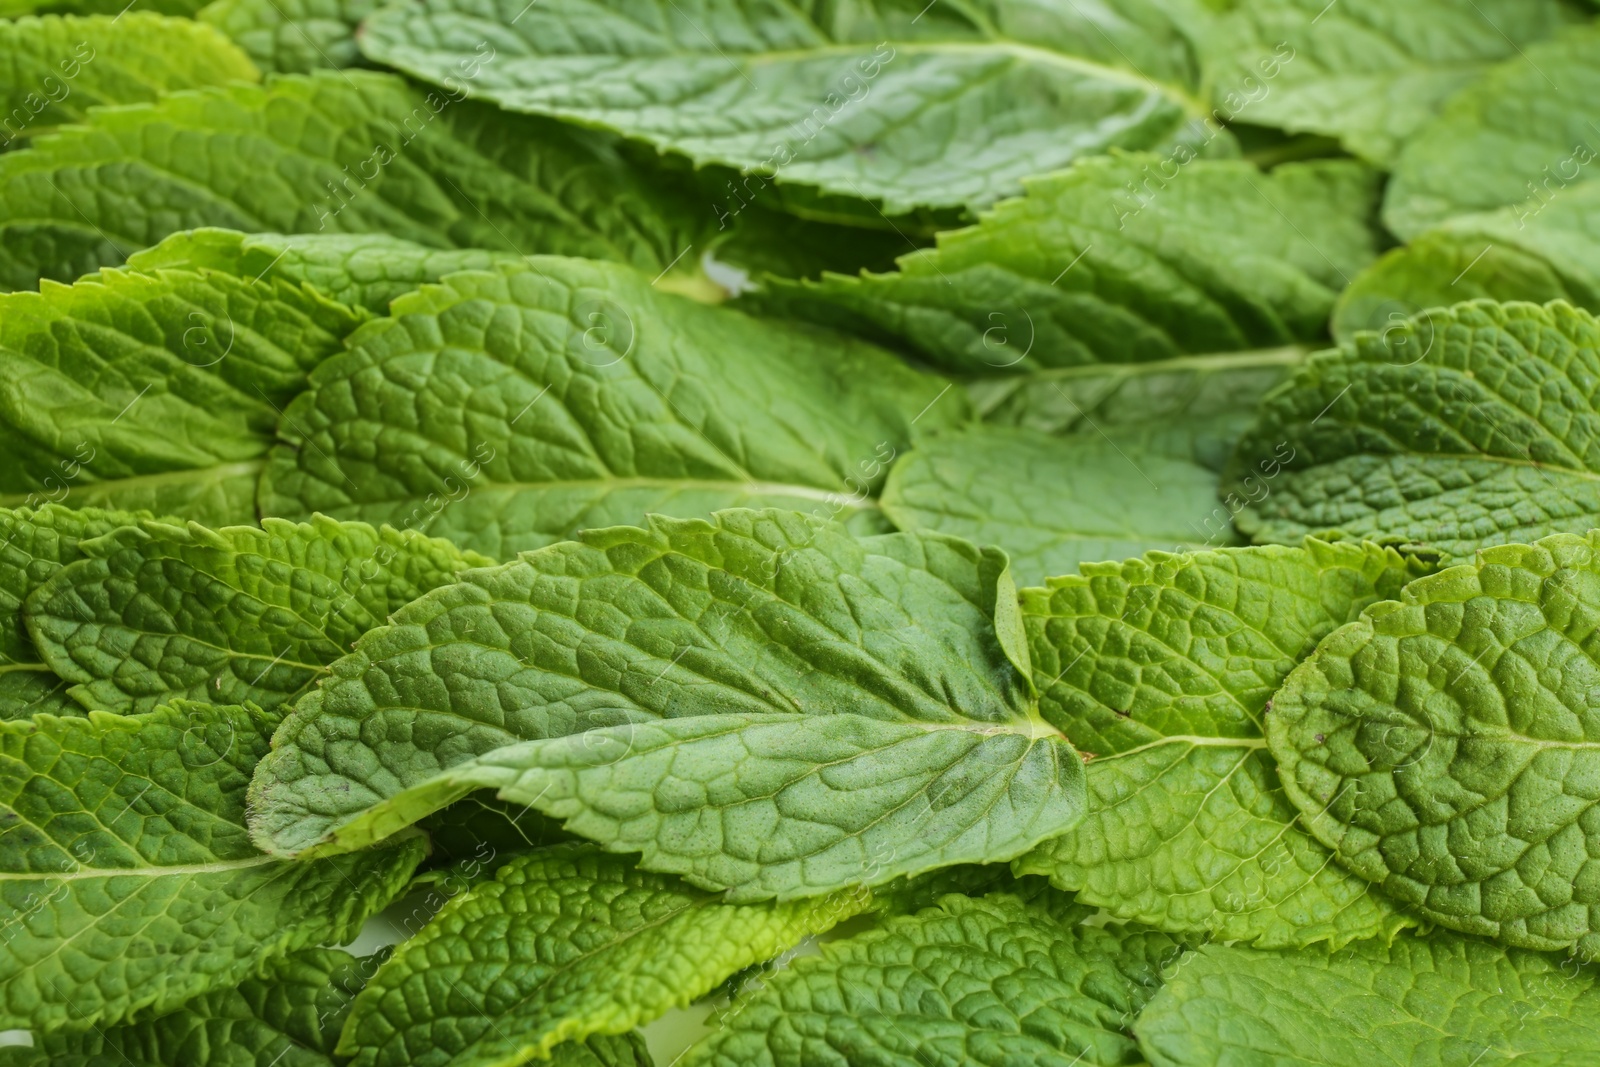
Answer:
[340,843,866,1067]
[127,229,528,315]
[0,701,423,1032]
[0,13,257,147]
[197,0,375,73]
[742,158,1379,373]
[681,890,1180,1067]
[0,265,361,525]
[259,260,963,558]
[0,70,712,290]
[1199,0,1576,165]
[881,424,1236,583]
[1335,182,1600,338]
[1013,541,1420,947]
[1138,931,1600,1067]
[1229,300,1600,559]
[25,515,493,714]
[358,0,1224,214]
[1384,25,1600,237]
[3,947,377,1066]
[248,510,1084,901]
[1271,531,1600,958]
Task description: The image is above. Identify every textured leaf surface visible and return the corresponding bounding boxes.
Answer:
[1200,0,1575,165]
[341,844,864,1067]
[198,0,376,73]
[1335,183,1600,338]
[744,158,1379,373]
[0,70,712,291]
[259,260,963,558]
[881,424,1233,583]
[359,0,1222,214]
[0,14,257,148]
[1271,531,1600,958]
[249,510,1083,900]
[1013,541,1419,947]
[1,946,374,1066]
[1384,25,1600,237]
[26,515,492,714]
[0,266,361,525]
[127,229,528,315]
[1230,300,1600,559]
[682,890,1179,1067]
[1138,932,1600,1067]
[0,700,423,1031]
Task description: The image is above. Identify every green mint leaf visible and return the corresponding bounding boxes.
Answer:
[1137,931,1600,1066]
[680,891,1180,1067]
[340,843,866,1067]
[1335,182,1600,338]
[0,700,423,1032]
[1270,531,1600,958]
[1013,541,1420,947]
[358,0,1224,215]
[741,158,1379,373]
[1230,300,1600,558]
[2,947,378,1066]
[1384,25,1600,237]
[248,510,1083,901]
[0,70,712,291]
[197,0,375,74]
[25,515,493,714]
[0,13,257,147]
[881,424,1237,584]
[0,265,362,524]
[1198,0,1576,165]
[258,260,963,558]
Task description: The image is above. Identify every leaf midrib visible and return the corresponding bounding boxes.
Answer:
[0,459,264,509]
[0,853,278,881]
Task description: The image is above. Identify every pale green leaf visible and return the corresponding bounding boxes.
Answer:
[25,514,493,714]
[340,843,866,1067]
[257,259,964,558]
[0,70,713,291]
[0,700,424,1032]
[1012,540,1421,947]
[247,510,1084,902]
[358,0,1226,214]
[0,265,362,525]
[0,14,257,148]
[1384,25,1600,237]
[198,0,375,74]
[1138,932,1600,1067]
[1270,531,1600,958]
[881,424,1236,584]
[1198,0,1576,165]
[1229,300,1600,559]
[742,158,1379,373]
[681,890,1180,1067]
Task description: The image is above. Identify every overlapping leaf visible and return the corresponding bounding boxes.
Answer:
[359,0,1225,215]
[681,889,1179,1067]
[25,514,493,714]
[1138,931,1600,1066]
[1013,540,1420,947]
[743,158,1380,373]
[0,700,423,1032]
[0,13,257,148]
[0,265,362,525]
[198,0,375,73]
[0,70,713,290]
[248,510,1085,902]
[1271,531,1600,959]
[258,259,963,558]
[1229,299,1600,559]
[341,844,866,1067]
